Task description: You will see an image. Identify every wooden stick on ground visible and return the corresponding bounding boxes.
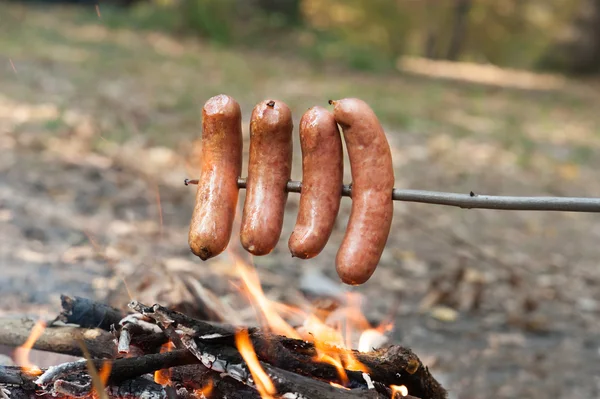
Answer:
[0,317,116,359]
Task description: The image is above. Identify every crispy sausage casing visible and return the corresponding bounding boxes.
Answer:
[288,106,343,259]
[240,100,293,256]
[188,94,243,260]
[331,98,395,285]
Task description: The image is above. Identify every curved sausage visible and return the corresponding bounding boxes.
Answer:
[240,99,293,256]
[330,98,395,285]
[188,94,243,260]
[288,106,343,259]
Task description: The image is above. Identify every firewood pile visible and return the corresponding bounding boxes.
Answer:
[0,295,447,399]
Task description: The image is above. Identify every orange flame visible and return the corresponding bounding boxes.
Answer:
[299,307,369,378]
[194,379,214,398]
[235,329,276,399]
[14,320,46,376]
[316,351,349,385]
[226,241,395,390]
[228,252,388,385]
[154,341,174,385]
[232,254,301,340]
[99,361,112,386]
[391,384,409,397]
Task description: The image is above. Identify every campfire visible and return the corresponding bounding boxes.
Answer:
[0,258,447,399]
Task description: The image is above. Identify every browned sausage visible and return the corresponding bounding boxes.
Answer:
[188,94,243,260]
[288,106,343,259]
[240,99,293,256]
[330,98,395,285]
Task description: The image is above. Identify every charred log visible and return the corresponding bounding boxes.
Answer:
[52,295,125,331]
[132,301,447,399]
[0,318,116,359]
[1,370,168,399]
[0,297,446,399]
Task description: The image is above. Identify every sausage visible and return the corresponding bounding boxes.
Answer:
[288,106,343,259]
[240,99,293,255]
[188,94,243,260]
[330,98,395,285]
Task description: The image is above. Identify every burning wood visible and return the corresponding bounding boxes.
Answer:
[0,295,447,399]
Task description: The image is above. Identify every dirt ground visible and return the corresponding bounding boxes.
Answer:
[1,4,600,399]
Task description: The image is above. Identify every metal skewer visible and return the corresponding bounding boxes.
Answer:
[184,178,600,213]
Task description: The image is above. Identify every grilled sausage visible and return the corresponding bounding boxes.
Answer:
[240,99,293,255]
[188,94,243,260]
[288,106,343,259]
[330,98,395,285]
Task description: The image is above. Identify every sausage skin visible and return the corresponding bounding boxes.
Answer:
[188,94,243,260]
[288,106,343,259]
[330,98,395,285]
[240,100,293,256]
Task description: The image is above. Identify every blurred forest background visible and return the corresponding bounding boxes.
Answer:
[3,0,600,397]
[56,0,600,75]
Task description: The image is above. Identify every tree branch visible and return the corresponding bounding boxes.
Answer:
[183,177,600,213]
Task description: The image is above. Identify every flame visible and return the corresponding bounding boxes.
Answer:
[14,319,46,376]
[232,254,301,340]
[315,351,349,385]
[391,384,409,397]
[194,379,214,398]
[298,301,370,378]
[358,322,393,353]
[154,341,175,385]
[226,239,395,391]
[229,252,392,386]
[87,360,112,399]
[235,329,276,399]
[99,362,112,386]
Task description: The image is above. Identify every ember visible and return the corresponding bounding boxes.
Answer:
[0,217,445,398]
[154,342,174,385]
[0,290,446,399]
[0,225,447,399]
[235,329,277,399]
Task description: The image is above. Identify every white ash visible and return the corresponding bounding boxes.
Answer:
[119,314,162,334]
[176,326,198,335]
[35,359,89,387]
[180,335,202,360]
[225,363,248,382]
[53,379,92,398]
[149,305,175,327]
[362,373,375,389]
[106,378,166,399]
[281,393,308,399]
[117,328,131,353]
[180,335,250,382]
[198,333,223,340]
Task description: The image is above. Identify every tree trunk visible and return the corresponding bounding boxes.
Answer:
[446,0,472,61]
[538,0,600,74]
